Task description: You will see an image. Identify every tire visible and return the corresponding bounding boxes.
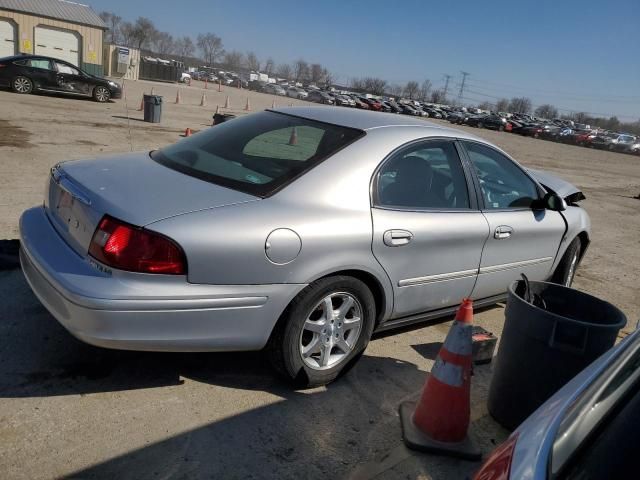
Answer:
[551,238,582,287]
[267,275,376,387]
[498,125,504,132]
[93,86,111,103]
[12,76,33,94]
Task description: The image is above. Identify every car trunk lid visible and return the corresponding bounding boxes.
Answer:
[45,152,259,256]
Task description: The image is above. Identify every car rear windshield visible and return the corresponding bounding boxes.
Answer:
[151,111,364,197]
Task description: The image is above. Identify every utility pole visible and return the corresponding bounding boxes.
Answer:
[443,74,452,99]
[458,71,470,103]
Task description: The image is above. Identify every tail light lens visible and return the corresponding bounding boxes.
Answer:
[89,216,186,274]
[473,435,518,480]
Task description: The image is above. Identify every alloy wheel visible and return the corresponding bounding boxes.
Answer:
[299,292,363,370]
[565,252,579,287]
[95,87,110,102]
[14,77,31,93]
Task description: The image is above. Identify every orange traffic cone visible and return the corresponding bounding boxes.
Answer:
[184,127,192,137]
[215,105,220,115]
[399,299,481,460]
[288,127,298,146]
[200,92,207,107]
[271,99,276,108]
[204,78,208,90]
[244,97,251,111]
[224,95,230,109]
[175,89,181,104]
[218,80,222,92]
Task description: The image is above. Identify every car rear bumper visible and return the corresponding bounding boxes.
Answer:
[19,206,305,352]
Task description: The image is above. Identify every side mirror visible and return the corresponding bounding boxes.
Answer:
[543,192,567,211]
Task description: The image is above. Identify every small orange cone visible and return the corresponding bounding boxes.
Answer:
[244,97,251,111]
[204,78,208,90]
[184,127,192,137]
[200,92,207,107]
[218,80,222,92]
[215,105,220,115]
[175,89,181,104]
[224,95,230,109]
[399,299,481,460]
[288,127,298,146]
[271,99,276,108]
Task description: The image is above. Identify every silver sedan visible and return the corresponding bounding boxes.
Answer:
[20,108,590,386]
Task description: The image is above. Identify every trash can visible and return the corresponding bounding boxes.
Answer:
[488,280,626,430]
[212,113,236,125]
[143,95,162,123]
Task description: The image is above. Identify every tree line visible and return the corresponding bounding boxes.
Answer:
[99,12,332,86]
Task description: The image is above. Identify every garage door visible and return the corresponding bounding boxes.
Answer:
[34,27,79,66]
[0,20,16,57]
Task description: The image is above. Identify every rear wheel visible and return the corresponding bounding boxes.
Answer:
[268,276,376,387]
[12,76,33,94]
[93,86,111,103]
[551,238,582,287]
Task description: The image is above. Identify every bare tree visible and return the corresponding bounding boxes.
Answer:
[508,97,532,114]
[174,36,195,61]
[246,51,260,71]
[152,32,175,55]
[224,51,244,72]
[404,81,420,99]
[129,17,156,50]
[322,68,333,88]
[495,98,509,112]
[310,63,324,84]
[197,33,224,67]
[534,104,558,119]
[350,78,365,91]
[99,11,122,45]
[293,59,309,83]
[264,57,275,77]
[430,89,446,103]
[388,84,403,97]
[477,101,493,111]
[119,21,135,47]
[276,63,292,80]
[419,80,432,102]
[363,77,387,96]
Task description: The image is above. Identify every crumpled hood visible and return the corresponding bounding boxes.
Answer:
[527,168,585,202]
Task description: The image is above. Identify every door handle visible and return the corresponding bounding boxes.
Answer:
[494,225,513,239]
[383,229,413,247]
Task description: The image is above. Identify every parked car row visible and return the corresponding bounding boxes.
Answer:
[450,111,640,156]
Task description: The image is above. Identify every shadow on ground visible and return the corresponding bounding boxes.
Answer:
[0,259,506,479]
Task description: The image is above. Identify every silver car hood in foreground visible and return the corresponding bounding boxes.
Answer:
[59,152,259,226]
[526,168,584,201]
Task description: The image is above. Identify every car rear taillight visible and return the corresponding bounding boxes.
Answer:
[89,216,186,274]
[473,435,518,480]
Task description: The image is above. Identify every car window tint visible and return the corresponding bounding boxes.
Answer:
[464,141,539,209]
[243,126,324,161]
[55,62,78,75]
[377,140,470,209]
[152,111,364,196]
[28,59,51,70]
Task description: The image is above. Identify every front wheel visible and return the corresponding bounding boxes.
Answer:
[267,276,376,387]
[551,238,582,287]
[12,76,33,94]
[93,86,111,103]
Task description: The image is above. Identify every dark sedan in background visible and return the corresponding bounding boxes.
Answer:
[0,54,121,102]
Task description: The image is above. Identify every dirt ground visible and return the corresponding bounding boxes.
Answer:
[0,79,638,479]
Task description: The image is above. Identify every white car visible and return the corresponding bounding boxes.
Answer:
[180,72,192,83]
[286,87,308,99]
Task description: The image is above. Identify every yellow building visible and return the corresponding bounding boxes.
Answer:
[0,0,106,76]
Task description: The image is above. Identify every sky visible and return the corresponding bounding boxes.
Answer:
[89,0,640,121]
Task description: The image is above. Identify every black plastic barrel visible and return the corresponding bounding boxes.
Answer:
[143,95,163,123]
[488,280,626,430]
[212,113,236,125]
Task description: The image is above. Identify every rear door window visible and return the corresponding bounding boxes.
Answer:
[28,59,52,70]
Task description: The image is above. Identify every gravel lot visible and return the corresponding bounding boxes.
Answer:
[0,79,638,479]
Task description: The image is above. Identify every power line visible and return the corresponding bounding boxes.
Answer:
[443,74,452,99]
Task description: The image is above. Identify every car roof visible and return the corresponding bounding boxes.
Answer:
[270,106,476,136]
